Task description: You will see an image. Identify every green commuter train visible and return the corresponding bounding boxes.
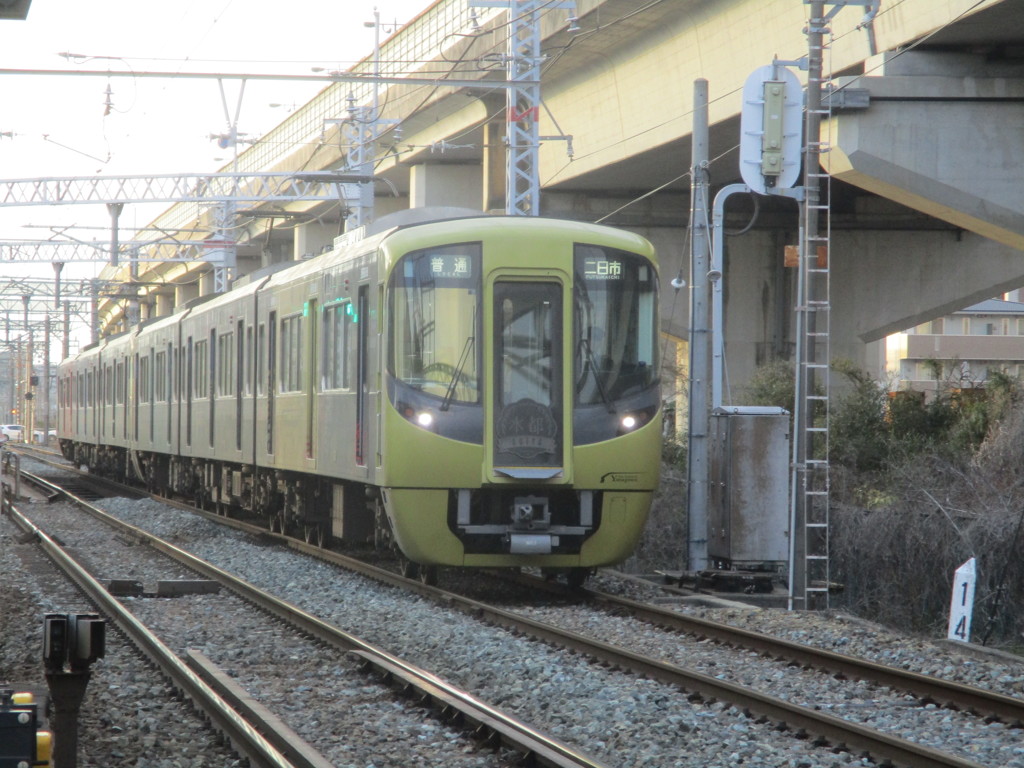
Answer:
[57,212,662,585]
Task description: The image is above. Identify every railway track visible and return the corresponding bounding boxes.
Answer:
[493,571,1024,727]
[8,453,1024,767]
[4,476,611,767]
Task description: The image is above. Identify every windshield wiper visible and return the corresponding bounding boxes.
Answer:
[441,334,475,412]
[580,336,615,413]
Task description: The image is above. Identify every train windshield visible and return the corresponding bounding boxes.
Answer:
[388,243,481,405]
[573,245,659,406]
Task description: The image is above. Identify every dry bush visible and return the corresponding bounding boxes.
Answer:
[832,445,1024,648]
[623,445,688,574]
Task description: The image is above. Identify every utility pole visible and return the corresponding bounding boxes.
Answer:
[42,313,50,441]
[62,301,70,362]
[686,79,711,573]
[22,294,32,438]
[106,203,123,267]
[3,312,10,420]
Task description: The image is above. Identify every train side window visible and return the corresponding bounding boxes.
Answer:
[280,313,303,392]
[194,339,208,398]
[155,350,167,402]
[139,354,150,403]
[323,301,353,390]
[217,330,235,396]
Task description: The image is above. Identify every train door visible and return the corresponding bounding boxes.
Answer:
[267,312,276,456]
[355,286,368,466]
[173,341,180,452]
[120,358,128,440]
[492,280,564,473]
[208,328,216,448]
[147,349,155,442]
[305,298,318,460]
[133,353,140,440]
[166,343,173,446]
[236,319,244,452]
[91,367,97,440]
[186,337,193,447]
[107,364,114,438]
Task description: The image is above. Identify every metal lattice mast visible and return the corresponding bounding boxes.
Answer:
[790,0,842,611]
[210,200,238,294]
[339,97,376,230]
[506,0,543,216]
[474,0,575,216]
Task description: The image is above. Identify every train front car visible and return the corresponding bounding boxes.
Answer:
[379,217,661,581]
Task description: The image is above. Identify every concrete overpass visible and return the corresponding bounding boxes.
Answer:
[101,0,1024,390]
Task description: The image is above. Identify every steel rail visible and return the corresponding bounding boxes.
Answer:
[179,515,996,768]
[16,460,1004,767]
[580,584,1024,727]
[18,475,609,768]
[3,503,301,768]
[490,568,1024,728]
[27,456,1021,729]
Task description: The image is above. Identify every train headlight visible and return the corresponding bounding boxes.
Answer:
[415,411,434,428]
[620,414,637,430]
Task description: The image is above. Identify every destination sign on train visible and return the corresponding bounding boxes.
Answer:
[428,254,473,279]
[581,257,623,280]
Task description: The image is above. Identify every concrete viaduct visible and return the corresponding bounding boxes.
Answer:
[101,0,1024,393]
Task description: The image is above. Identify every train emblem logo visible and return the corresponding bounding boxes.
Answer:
[496,399,558,459]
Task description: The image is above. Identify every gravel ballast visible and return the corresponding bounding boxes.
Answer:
[4,473,1024,767]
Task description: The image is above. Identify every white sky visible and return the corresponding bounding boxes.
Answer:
[0,0,431,278]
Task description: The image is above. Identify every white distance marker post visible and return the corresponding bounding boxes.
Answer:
[947,557,977,643]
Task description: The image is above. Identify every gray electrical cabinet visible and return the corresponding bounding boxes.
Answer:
[708,406,790,569]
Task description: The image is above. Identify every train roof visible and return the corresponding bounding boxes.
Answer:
[377,213,658,262]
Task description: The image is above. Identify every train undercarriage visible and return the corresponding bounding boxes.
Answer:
[60,440,387,551]
[58,440,597,587]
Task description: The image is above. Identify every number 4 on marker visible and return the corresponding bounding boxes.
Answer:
[946,557,976,643]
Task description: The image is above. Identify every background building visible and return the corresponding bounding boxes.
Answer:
[886,291,1024,396]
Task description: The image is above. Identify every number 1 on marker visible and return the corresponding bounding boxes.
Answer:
[947,557,976,643]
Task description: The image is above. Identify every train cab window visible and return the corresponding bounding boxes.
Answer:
[572,244,660,444]
[388,243,481,404]
[573,245,659,404]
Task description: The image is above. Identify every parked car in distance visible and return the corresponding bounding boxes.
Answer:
[32,428,57,444]
[0,424,25,442]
